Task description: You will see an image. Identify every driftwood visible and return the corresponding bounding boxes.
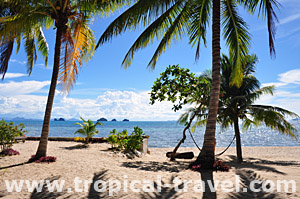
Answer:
[166,152,194,159]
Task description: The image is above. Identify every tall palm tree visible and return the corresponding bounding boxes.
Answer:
[96,0,279,167]
[0,0,126,159]
[218,54,299,163]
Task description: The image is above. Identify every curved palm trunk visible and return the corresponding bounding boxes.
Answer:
[234,117,243,163]
[35,26,63,159]
[193,0,221,169]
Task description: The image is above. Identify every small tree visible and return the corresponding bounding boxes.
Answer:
[74,117,103,144]
[0,119,27,151]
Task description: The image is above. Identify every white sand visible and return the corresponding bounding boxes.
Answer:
[0,141,299,198]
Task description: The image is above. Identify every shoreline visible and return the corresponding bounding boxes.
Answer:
[1,141,299,198]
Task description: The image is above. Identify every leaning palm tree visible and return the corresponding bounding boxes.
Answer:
[0,0,126,159]
[218,54,299,163]
[96,0,279,167]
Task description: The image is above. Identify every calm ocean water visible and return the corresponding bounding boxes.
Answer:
[9,120,300,148]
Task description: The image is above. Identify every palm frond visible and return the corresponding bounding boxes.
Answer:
[24,30,37,75]
[147,0,190,69]
[248,105,299,139]
[59,14,95,93]
[188,0,211,60]
[35,27,49,67]
[96,0,178,49]
[0,39,14,79]
[222,0,251,87]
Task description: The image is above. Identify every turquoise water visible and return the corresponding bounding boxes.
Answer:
[9,120,300,148]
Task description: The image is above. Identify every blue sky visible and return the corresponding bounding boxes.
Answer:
[1,0,300,121]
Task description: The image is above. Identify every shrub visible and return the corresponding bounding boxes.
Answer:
[124,126,145,152]
[213,160,230,172]
[107,126,145,152]
[0,148,20,156]
[29,155,56,163]
[0,119,27,152]
[107,129,118,148]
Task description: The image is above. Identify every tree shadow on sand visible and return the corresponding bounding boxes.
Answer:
[30,176,71,199]
[226,169,284,199]
[0,161,30,170]
[140,175,184,199]
[61,144,89,150]
[88,170,112,199]
[121,161,190,173]
[225,156,287,175]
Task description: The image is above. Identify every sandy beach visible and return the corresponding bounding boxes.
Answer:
[0,141,299,198]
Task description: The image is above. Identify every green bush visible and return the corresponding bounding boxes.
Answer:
[124,126,145,151]
[0,119,27,151]
[106,126,145,152]
[107,129,118,148]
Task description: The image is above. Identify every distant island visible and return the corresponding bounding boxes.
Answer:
[122,119,129,122]
[111,119,117,121]
[97,118,108,122]
[54,118,65,121]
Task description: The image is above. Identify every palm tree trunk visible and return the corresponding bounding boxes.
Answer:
[193,0,221,169]
[35,26,63,159]
[234,117,243,163]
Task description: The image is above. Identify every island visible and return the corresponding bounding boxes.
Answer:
[122,119,129,122]
[54,118,65,121]
[97,117,108,122]
[111,119,117,121]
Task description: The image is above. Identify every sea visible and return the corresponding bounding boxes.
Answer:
[8,119,300,148]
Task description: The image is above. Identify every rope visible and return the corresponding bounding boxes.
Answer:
[188,128,202,151]
[188,127,236,157]
[215,135,236,157]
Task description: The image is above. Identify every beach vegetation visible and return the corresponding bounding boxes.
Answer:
[0,119,27,152]
[29,155,56,163]
[0,148,20,156]
[97,0,280,169]
[107,126,145,152]
[74,117,103,144]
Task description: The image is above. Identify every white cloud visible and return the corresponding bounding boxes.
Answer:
[279,13,300,25]
[278,69,300,85]
[9,59,26,65]
[0,80,50,96]
[0,81,182,121]
[257,69,300,116]
[3,73,27,79]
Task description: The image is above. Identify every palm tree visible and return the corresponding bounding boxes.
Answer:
[218,54,299,163]
[0,0,48,79]
[0,0,126,159]
[74,117,103,144]
[96,0,279,168]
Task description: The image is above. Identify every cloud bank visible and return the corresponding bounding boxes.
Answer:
[1,69,300,121]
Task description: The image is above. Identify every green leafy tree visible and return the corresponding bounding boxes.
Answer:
[97,0,279,167]
[74,117,103,144]
[150,65,210,159]
[0,0,126,159]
